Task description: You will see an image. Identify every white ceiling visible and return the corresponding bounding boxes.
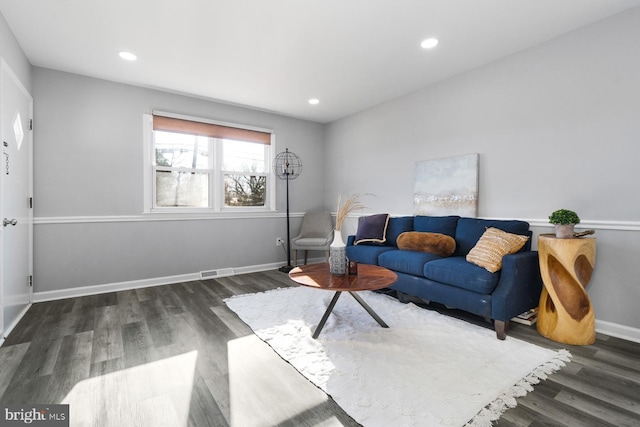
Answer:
[2,0,640,123]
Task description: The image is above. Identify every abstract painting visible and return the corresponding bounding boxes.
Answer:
[414,153,478,216]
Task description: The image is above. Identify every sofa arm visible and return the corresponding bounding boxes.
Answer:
[491,251,543,322]
[346,235,356,246]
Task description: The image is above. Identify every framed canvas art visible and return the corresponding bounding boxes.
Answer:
[414,153,479,216]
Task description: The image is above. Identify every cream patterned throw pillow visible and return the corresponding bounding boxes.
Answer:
[466,227,529,273]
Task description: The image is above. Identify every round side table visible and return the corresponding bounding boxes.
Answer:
[536,235,596,345]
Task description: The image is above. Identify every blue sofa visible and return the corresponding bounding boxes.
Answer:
[346,215,543,339]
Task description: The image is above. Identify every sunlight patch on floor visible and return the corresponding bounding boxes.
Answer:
[62,351,197,427]
[228,334,338,426]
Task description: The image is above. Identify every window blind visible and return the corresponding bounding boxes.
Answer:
[153,115,271,145]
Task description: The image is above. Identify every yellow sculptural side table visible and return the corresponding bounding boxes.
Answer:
[537,235,596,345]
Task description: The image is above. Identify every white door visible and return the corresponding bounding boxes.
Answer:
[1,59,33,340]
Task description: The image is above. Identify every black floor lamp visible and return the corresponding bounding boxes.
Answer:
[274,148,303,273]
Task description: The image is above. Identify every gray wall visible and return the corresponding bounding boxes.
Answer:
[32,68,325,292]
[324,9,640,332]
[0,12,31,92]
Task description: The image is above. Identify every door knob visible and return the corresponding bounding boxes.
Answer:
[3,218,17,227]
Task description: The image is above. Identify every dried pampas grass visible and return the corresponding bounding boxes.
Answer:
[335,194,366,230]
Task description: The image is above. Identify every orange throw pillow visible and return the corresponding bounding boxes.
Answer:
[397,232,456,257]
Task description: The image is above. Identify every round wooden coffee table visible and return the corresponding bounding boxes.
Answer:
[289,263,398,338]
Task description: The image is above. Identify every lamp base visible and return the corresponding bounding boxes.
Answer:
[279,265,295,273]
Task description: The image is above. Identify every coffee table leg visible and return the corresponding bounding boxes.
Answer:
[313,291,342,339]
[349,292,389,328]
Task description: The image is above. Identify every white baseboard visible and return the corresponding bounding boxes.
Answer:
[32,273,200,303]
[1,303,32,344]
[596,319,640,344]
[32,261,289,303]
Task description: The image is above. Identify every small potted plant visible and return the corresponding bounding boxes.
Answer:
[549,209,580,238]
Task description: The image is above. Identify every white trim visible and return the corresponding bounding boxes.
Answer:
[32,273,200,303]
[267,133,277,214]
[1,302,31,344]
[142,114,153,213]
[524,218,640,232]
[34,211,304,225]
[596,319,640,344]
[339,214,640,233]
[33,214,640,229]
[32,261,288,303]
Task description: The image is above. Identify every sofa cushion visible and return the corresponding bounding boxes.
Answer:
[424,256,501,294]
[345,244,394,265]
[379,250,443,277]
[354,214,390,245]
[396,232,456,257]
[414,215,460,237]
[385,216,415,246]
[454,217,530,256]
[466,227,529,273]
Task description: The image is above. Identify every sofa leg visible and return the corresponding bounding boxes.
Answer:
[397,292,411,304]
[494,320,509,340]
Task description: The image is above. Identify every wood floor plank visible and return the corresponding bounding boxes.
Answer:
[95,292,119,308]
[210,305,253,338]
[553,388,640,427]
[0,375,52,405]
[47,330,93,403]
[187,372,229,427]
[188,281,227,305]
[1,308,45,346]
[116,289,146,325]
[92,305,125,364]
[511,386,619,427]
[6,336,63,384]
[46,297,75,315]
[121,321,158,369]
[90,357,126,378]
[548,370,640,416]
[0,342,30,400]
[593,346,640,372]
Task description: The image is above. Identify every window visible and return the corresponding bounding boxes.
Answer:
[143,113,275,212]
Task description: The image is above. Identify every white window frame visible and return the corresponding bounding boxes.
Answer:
[143,112,276,214]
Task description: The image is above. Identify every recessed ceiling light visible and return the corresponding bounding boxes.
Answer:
[308,98,320,105]
[421,38,439,49]
[119,51,137,61]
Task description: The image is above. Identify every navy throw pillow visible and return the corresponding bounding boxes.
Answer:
[354,214,390,245]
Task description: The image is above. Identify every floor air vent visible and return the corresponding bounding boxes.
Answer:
[200,268,235,279]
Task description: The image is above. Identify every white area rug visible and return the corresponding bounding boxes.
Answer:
[225,286,570,427]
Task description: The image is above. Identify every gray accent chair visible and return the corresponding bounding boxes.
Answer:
[291,212,334,266]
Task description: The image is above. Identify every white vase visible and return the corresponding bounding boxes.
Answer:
[555,224,575,239]
[329,229,347,275]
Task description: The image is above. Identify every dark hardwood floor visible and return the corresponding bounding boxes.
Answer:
[1,270,639,426]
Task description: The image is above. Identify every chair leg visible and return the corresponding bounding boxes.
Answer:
[293,250,298,266]
[324,251,329,262]
[304,250,308,265]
